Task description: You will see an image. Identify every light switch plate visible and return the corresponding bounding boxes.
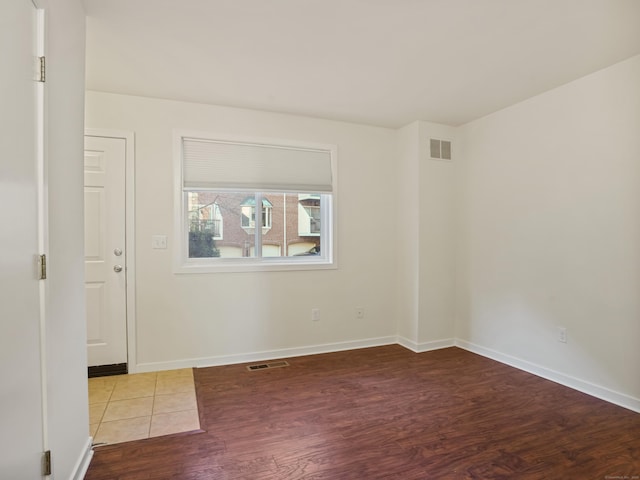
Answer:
[152,235,167,249]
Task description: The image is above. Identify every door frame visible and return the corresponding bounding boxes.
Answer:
[84,129,137,373]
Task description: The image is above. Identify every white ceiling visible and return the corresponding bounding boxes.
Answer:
[83,0,640,128]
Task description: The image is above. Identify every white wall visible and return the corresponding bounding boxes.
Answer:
[395,122,420,344]
[456,54,640,409]
[85,92,398,370]
[43,0,91,477]
[417,122,457,346]
[395,121,457,350]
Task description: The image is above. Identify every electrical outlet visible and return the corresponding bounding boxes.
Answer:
[355,307,365,319]
[311,308,320,321]
[558,327,567,343]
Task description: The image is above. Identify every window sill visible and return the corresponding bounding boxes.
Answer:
[174,257,337,274]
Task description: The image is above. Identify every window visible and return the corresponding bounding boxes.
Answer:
[298,194,321,236]
[240,196,272,232]
[175,133,336,272]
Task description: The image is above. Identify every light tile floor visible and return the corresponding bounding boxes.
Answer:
[88,368,201,446]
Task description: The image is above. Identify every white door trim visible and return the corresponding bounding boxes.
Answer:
[35,4,48,455]
[84,129,137,373]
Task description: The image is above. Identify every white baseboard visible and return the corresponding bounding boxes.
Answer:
[396,336,455,353]
[135,336,398,372]
[70,436,94,480]
[456,339,640,414]
[135,335,639,414]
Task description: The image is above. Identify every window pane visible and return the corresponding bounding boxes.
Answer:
[262,193,321,258]
[186,191,324,260]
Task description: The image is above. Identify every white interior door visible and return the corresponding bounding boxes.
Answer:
[0,0,46,478]
[84,136,128,367]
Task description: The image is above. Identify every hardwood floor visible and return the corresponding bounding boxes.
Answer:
[85,345,640,479]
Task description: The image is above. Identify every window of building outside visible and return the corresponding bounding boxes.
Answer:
[176,134,336,272]
[240,196,272,232]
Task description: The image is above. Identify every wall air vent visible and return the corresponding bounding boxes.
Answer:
[246,360,290,371]
[429,138,452,161]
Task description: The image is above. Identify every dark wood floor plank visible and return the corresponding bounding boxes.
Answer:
[85,345,640,479]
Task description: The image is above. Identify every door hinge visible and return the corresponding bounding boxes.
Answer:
[43,450,52,476]
[38,56,46,82]
[39,254,47,280]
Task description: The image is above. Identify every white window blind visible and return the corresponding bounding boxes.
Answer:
[182,138,333,193]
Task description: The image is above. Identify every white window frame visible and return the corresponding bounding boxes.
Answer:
[173,131,337,273]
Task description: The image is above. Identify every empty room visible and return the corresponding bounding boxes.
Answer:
[1,0,639,479]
